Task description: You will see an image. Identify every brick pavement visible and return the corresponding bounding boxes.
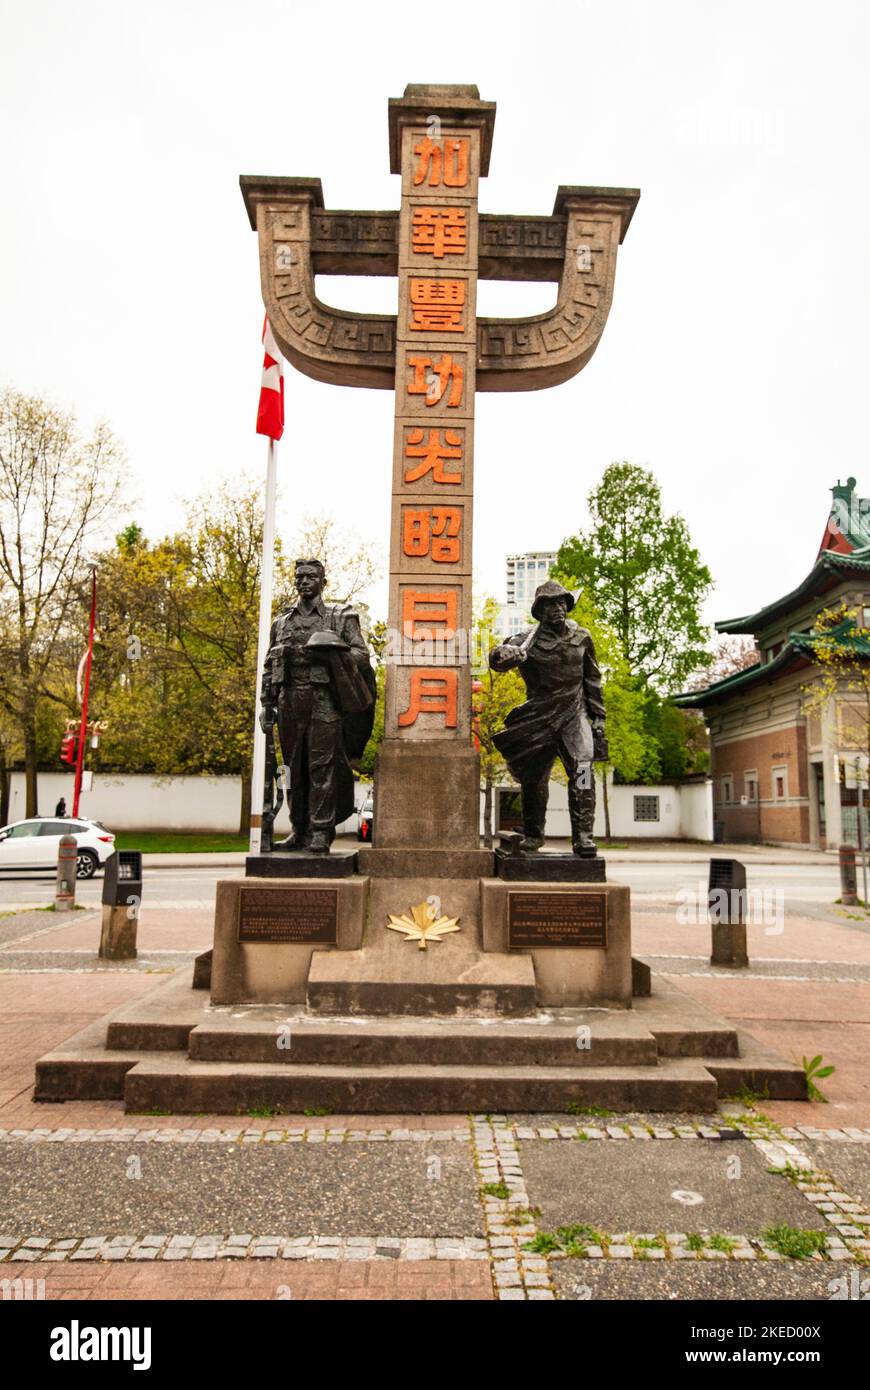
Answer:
[1,903,869,1300]
[7,1258,492,1299]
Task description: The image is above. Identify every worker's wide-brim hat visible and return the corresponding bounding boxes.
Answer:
[531,580,576,620]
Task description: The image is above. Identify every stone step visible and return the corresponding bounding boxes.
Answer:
[33,972,202,1102]
[306,947,537,1017]
[632,974,740,1057]
[705,1031,808,1100]
[122,1055,720,1114]
[187,1016,661,1068]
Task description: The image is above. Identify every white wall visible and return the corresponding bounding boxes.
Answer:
[8,770,713,841]
[5,772,362,835]
[486,776,713,841]
[679,779,715,841]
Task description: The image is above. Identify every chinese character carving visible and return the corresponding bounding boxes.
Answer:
[403,427,463,484]
[409,278,466,333]
[401,590,458,640]
[412,137,469,188]
[411,207,468,259]
[406,355,464,408]
[397,669,458,728]
[402,507,462,562]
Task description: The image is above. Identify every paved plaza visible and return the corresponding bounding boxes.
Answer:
[1,874,868,1301]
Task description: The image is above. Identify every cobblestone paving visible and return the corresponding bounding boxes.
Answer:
[2,1116,867,1301]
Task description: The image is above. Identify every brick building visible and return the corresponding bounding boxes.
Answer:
[675,479,870,849]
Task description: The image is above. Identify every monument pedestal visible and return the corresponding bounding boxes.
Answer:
[306,869,535,1016]
[481,879,631,1008]
[372,742,483,850]
[210,877,367,1005]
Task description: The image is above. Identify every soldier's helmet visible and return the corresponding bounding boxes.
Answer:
[531,580,576,620]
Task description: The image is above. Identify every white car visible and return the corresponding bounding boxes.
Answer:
[0,817,116,878]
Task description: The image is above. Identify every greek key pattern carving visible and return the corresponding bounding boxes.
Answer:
[260,207,620,387]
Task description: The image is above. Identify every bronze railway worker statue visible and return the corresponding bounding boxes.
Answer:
[489,580,608,857]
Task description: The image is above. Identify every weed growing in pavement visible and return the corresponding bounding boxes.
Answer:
[716,1108,783,1138]
[724,1083,771,1108]
[682,1233,738,1254]
[766,1162,808,1183]
[501,1207,540,1226]
[303,1106,331,1117]
[138,1108,171,1117]
[802,1053,835,1103]
[248,1106,279,1119]
[761,1225,829,1259]
[524,1231,561,1255]
[525,1224,610,1256]
[481,1182,510,1200]
[565,1102,614,1118]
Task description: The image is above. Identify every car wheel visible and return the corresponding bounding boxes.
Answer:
[75,849,98,879]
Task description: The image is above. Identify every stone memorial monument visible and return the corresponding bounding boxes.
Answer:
[34,85,808,1112]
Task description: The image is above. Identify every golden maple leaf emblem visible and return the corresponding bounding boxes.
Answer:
[386,900,461,951]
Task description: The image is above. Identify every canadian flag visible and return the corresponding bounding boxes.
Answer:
[256,316,284,440]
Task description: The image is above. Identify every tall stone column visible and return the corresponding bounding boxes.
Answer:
[374,87,495,852]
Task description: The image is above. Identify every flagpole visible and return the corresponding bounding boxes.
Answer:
[250,435,278,853]
[72,568,97,819]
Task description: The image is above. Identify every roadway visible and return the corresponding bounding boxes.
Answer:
[0,855,846,912]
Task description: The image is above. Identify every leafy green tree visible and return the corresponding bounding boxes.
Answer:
[472,596,526,846]
[557,461,712,690]
[93,492,383,830]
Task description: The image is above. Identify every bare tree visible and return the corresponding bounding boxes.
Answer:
[683,634,759,691]
[284,514,383,607]
[0,388,126,814]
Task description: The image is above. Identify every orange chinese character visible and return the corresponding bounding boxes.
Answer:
[403,427,463,484]
[402,507,462,562]
[406,356,464,409]
[397,669,458,728]
[409,278,466,333]
[411,207,467,259]
[412,137,469,189]
[401,590,458,640]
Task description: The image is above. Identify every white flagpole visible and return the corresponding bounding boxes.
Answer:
[250,434,278,853]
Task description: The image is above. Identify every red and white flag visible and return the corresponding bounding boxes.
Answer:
[256,316,284,440]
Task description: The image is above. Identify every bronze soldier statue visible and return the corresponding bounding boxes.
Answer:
[260,559,375,854]
[489,580,607,857]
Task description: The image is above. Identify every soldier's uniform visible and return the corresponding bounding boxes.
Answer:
[262,598,370,843]
[489,583,605,854]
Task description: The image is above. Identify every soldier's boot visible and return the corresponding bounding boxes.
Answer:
[521,779,548,852]
[570,784,598,858]
[273,831,309,851]
[309,829,331,855]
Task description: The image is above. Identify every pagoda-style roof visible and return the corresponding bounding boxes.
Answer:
[673,643,808,709]
[715,548,870,636]
[675,615,870,710]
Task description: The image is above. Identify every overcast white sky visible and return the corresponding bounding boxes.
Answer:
[1,0,868,632]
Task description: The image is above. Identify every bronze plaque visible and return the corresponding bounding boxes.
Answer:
[508,891,607,949]
[237,887,338,944]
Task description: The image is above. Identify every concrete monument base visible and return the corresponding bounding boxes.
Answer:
[211,877,368,1006]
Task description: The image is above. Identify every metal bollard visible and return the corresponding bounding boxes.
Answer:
[55,836,77,912]
[708,857,749,968]
[99,850,142,959]
[839,844,858,906]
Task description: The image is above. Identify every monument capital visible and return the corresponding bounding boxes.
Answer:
[240,89,638,394]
